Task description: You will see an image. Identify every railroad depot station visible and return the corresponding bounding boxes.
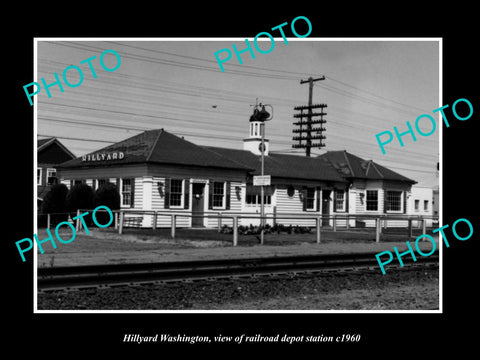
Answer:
[51,114,432,229]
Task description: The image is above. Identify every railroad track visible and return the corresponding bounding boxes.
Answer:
[37,252,439,292]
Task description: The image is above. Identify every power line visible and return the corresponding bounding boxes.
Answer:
[43,41,299,81]
[37,134,116,144]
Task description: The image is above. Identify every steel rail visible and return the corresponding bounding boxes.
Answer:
[37,252,439,292]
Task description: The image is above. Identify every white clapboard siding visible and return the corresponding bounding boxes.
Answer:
[274,187,316,227]
[206,181,242,228]
[353,189,386,228]
[149,177,190,228]
[151,176,164,211]
[134,177,143,209]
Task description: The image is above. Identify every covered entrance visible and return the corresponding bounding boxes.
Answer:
[192,183,206,227]
[322,189,331,226]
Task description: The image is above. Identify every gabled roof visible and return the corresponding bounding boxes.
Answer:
[204,146,347,183]
[37,137,76,159]
[57,129,253,171]
[318,150,416,184]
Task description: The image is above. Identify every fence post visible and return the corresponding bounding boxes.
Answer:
[316,216,321,244]
[233,216,238,246]
[153,211,157,230]
[171,214,176,239]
[217,212,222,232]
[333,214,337,232]
[376,217,381,243]
[346,214,349,230]
[408,218,413,240]
[75,209,81,231]
[119,211,124,235]
[47,213,51,229]
[114,211,118,229]
[422,217,426,234]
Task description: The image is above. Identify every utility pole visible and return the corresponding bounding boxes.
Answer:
[292,76,327,156]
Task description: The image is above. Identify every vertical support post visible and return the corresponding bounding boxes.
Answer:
[316,216,321,244]
[346,214,349,230]
[333,214,337,232]
[422,217,426,234]
[233,216,238,246]
[376,217,381,243]
[218,212,222,232]
[171,214,176,239]
[46,213,51,229]
[75,209,81,231]
[119,211,124,235]
[114,211,118,229]
[408,218,413,240]
[260,121,265,245]
[153,211,157,230]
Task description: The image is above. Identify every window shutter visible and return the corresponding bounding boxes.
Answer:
[225,181,231,210]
[130,178,135,208]
[164,178,170,209]
[384,190,388,213]
[208,180,214,209]
[115,178,120,193]
[345,189,349,213]
[403,191,407,214]
[302,186,307,211]
[184,179,190,209]
[316,187,321,212]
[333,190,337,213]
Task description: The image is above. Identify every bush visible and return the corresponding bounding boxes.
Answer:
[94,182,120,227]
[220,223,312,235]
[40,183,69,226]
[66,183,95,224]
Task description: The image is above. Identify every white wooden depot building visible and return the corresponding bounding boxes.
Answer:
[57,115,417,228]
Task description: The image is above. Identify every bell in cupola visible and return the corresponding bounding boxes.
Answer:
[249,105,271,122]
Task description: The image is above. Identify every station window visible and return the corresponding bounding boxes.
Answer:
[46,168,57,184]
[366,190,378,211]
[246,194,271,205]
[305,187,316,210]
[386,191,402,212]
[37,168,42,186]
[414,199,419,211]
[245,185,272,206]
[212,182,225,208]
[121,178,132,206]
[170,179,183,207]
[424,200,429,211]
[335,190,345,211]
[97,178,108,189]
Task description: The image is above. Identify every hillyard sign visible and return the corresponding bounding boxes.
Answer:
[82,151,125,162]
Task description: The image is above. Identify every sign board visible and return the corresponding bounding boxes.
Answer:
[82,151,125,162]
[253,175,271,186]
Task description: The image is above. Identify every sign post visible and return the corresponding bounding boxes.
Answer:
[250,102,273,245]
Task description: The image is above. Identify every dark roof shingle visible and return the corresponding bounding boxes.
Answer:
[58,129,252,170]
[204,146,347,183]
[318,150,416,183]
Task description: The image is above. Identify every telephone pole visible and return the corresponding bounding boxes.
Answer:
[292,76,327,156]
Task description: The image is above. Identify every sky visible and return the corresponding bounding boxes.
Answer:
[36,38,440,187]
